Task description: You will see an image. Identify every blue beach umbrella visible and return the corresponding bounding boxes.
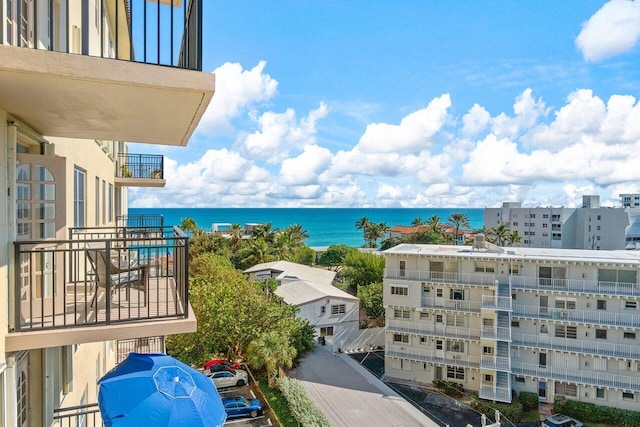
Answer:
[98,353,226,427]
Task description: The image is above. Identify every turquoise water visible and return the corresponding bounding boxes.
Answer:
[129,208,484,247]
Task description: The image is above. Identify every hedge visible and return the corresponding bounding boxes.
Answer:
[276,376,331,427]
[470,393,524,422]
[433,379,464,397]
[554,396,640,427]
[519,391,539,412]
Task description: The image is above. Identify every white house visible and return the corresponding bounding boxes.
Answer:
[245,261,359,352]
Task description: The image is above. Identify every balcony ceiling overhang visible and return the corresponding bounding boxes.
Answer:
[0,45,214,146]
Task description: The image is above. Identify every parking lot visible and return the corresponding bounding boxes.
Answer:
[217,383,274,427]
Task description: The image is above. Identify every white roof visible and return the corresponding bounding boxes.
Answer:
[384,243,640,265]
[244,260,337,285]
[274,280,358,306]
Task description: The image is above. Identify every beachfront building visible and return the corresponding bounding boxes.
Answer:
[388,225,475,245]
[621,194,640,208]
[383,241,640,411]
[245,261,359,352]
[483,195,629,250]
[0,1,212,425]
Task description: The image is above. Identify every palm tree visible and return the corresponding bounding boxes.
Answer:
[272,232,294,261]
[252,222,277,244]
[475,226,495,243]
[447,213,470,245]
[506,230,522,246]
[246,331,297,387]
[179,217,202,235]
[355,216,371,246]
[427,215,443,237]
[283,224,308,249]
[411,217,425,226]
[229,223,244,251]
[238,238,275,267]
[493,224,510,246]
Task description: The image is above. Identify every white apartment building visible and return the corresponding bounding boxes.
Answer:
[0,1,212,426]
[484,195,629,250]
[383,241,640,411]
[621,194,640,208]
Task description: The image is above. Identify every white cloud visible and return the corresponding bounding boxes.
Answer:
[279,144,332,186]
[576,0,640,62]
[197,61,278,134]
[462,104,490,136]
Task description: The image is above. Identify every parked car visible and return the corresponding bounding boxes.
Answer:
[204,358,241,370]
[209,362,241,373]
[207,369,248,388]
[543,414,583,427]
[222,396,264,419]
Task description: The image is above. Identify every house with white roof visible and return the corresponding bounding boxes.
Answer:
[245,261,359,352]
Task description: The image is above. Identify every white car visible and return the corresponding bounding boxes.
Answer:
[543,414,583,427]
[207,369,248,389]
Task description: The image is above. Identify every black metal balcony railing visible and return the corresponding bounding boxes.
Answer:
[12,226,189,332]
[117,336,165,362]
[53,403,103,427]
[116,214,164,228]
[117,153,164,179]
[6,0,202,71]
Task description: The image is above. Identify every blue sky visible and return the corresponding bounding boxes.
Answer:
[130,0,640,208]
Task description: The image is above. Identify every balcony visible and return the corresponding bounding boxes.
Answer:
[510,276,640,297]
[512,304,640,328]
[116,214,164,229]
[481,326,512,341]
[54,403,103,427]
[0,0,213,146]
[479,385,511,403]
[117,336,165,363]
[512,333,640,360]
[481,295,512,311]
[421,297,482,313]
[512,361,640,392]
[386,319,481,341]
[7,226,195,352]
[115,153,166,187]
[480,355,511,372]
[386,344,481,369]
[385,269,497,286]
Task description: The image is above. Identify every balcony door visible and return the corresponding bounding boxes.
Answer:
[5,0,34,47]
[16,351,30,427]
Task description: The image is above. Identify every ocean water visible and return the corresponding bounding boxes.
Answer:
[129,208,484,247]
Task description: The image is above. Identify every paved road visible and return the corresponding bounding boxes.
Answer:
[289,346,438,427]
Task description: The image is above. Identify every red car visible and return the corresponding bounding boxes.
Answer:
[204,359,241,370]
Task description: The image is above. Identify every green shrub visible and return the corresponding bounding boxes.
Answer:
[470,393,524,422]
[519,391,539,412]
[276,376,330,427]
[258,379,297,427]
[433,379,464,396]
[554,396,640,427]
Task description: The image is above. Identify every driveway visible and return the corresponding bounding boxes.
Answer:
[289,346,438,427]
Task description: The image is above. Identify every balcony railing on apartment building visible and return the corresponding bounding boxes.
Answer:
[480,355,511,372]
[117,336,165,362]
[385,269,497,286]
[12,226,189,332]
[481,326,512,341]
[421,297,482,313]
[116,214,164,229]
[512,333,640,360]
[481,295,512,311]
[512,361,640,392]
[116,153,164,180]
[387,319,482,341]
[386,344,481,369]
[510,276,640,297]
[53,403,103,427]
[512,304,640,328]
[479,385,511,403]
[4,0,202,71]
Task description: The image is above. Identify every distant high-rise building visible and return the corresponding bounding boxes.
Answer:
[620,194,640,208]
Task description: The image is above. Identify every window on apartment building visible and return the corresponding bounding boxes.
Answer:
[390,286,408,296]
[540,324,548,334]
[16,161,59,240]
[597,300,607,310]
[446,314,464,327]
[523,240,530,244]
[624,332,637,339]
[512,222,518,226]
[595,329,607,339]
[102,180,106,224]
[74,167,86,228]
[509,264,520,275]
[436,340,443,350]
[555,383,577,397]
[483,346,493,355]
[475,261,495,273]
[435,314,443,323]
[515,376,525,383]
[625,301,638,310]
[598,269,637,285]
[593,357,607,372]
[596,388,605,399]
[543,214,549,219]
[95,177,100,225]
[555,298,576,310]
[450,289,464,300]
[597,215,601,220]
[447,341,464,352]
[597,225,601,231]
[331,304,346,315]
[108,183,113,222]
[420,336,427,344]
[542,223,548,228]
[436,289,443,297]
[622,391,635,401]
[555,325,577,339]
[399,260,406,277]
[320,306,325,315]
[483,374,493,383]
[530,214,536,218]
[446,366,465,380]
[539,266,567,283]
[419,312,429,320]
[393,334,409,344]
[320,327,333,337]
[394,309,410,319]
[511,320,520,328]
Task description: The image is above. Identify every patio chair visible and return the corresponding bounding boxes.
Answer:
[87,249,148,307]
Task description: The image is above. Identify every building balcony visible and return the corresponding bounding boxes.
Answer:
[54,403,103,427]
[481,295,512,311]
[512,304,640,328]
[115,153,166,187]
[386,344,481,369]
[116,214,164,229]
[510,275,640,297]
[7,226,195,352]
[481,326,512,341]
[479,385,511,403]
[512,361,640,392]
[117,336,166,363]
[0,0,213,146]
[385,269,497,287]
[421,297,482,313]
[512,333,640,360]
[480,355,511,372]
[387,319,481,341]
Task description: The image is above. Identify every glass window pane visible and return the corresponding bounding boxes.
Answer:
[16,164,30,180]
[36,184,55,200]
[16,183,30,200]
[39,222,55,239]
[598,269,617,282]
[36,203,55,220]
[618,270,637,284]
[17,223,30,239]
[17,203,30,220]
[35,165,54,181]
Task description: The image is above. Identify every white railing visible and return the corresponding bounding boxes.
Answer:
[421,297,482,312]
[512,304,640,328]
[511,361,640,391]
[512,333,640,359]
[386,344,481,368]
[510,276,640,297]
[481,295,513,311]
[386,319,481,340]
[385,269,497,286]
[480,355,511,371]
[479,385,511,403]
[481,326,512,341]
